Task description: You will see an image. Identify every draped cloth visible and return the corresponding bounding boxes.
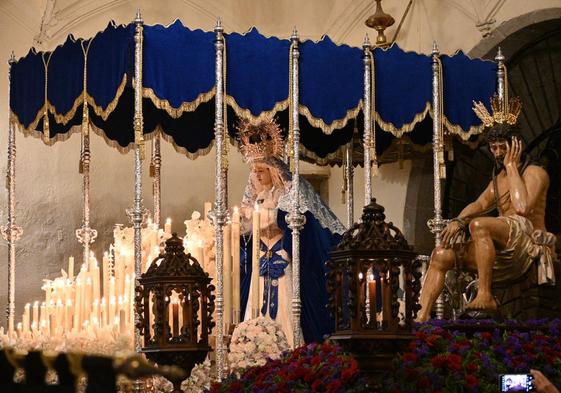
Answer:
[456,214,557,284]
[239,157,343,344]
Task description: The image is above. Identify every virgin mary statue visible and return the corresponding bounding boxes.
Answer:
[237,119,345,344]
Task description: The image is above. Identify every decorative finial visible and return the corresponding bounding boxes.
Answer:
[134,9,142,24]
[215,17,223,31]
[291,26,298,41]
[9,51,15,65]
[495,47,505,63]
[365,0,395,48]
[432,41,439,56]
[363,34,371,48]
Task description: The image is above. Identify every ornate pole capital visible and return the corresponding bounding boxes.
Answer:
[134,9,143,25]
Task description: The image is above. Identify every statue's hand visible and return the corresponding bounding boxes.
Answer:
[441,220,464,248]
[504,136,522,170]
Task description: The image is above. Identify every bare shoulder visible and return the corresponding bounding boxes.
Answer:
[523,165,549,185]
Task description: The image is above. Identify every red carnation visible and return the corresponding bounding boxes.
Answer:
[431,354,448,368]
[312,380,324,391]
[418,376,431,389]
[467,363,479,373]
[327,380,343,393]
[403,352,417,363]
[426,334,441,347]
[465,374,479,389]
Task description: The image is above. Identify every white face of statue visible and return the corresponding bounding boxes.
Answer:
[253,164,273,188]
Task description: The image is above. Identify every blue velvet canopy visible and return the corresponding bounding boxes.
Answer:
[9,20,496,163]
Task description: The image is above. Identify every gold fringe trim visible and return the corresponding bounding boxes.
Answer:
[443,116,484,140]
[87,74,127,120]
[225,95,289,124]
[10,75,127,134]
[10,106,46,136]
[299,143,343,166]
[142,86,216,118]
[12,117,80,146]
[298,101,363,135]
[375,102,431,137]
[48,95,84,125]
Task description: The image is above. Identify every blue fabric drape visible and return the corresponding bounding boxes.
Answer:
[10,49,45,130]
[88,22,134,112]
[47,36,84,119]
[299,38,362,128]
[441,51,496,133]
[374,45,432,132]
[9,22,497,159]
[143,21,214,108]
[226,28,290,118]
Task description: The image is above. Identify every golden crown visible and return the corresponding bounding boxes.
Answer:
[238,119,284,163]
[472,95,522,128]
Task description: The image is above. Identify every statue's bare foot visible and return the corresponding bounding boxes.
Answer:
[466,294,497,310]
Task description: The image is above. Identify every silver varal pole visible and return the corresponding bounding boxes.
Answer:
[152,136,162,227]
[362,35,372,206]
[2,52,23,337]
[495,47,506,104]
[131,10,145,356]
[76,115,98,268]
[429,41,445,319]
[288,28,305,348]
[214,18,227,381]
[76,50,97,275]
[345,140,354,228]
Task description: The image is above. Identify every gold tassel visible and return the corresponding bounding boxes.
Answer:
[42,53,51,144]
[369,50,378,177]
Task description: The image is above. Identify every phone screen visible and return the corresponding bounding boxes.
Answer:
[500,374,534,392]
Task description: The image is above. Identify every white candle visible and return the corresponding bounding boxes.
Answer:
[32,301,39,328]
[65,300,72,333]
[124,274,131,323]
[92,260,101,305]
[23,303,31,333]
[109,296,117,328]
[204,202,212,221]
[84,277,92,324]
[68,256,75,280]
[74,278,82,331]
[40,302,47,331]
[251,203,261,319]
[231,206,241,324]
[165,218,172,235]
[102,252,110,300]
[100,298,107,327]
[223,223,232,330]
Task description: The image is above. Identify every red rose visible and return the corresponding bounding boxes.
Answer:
[480,332,492,340]
[467,363,479,373]
[426,334,441,347]
[465,374,479,388]
[342,368,356,381]
[431,354,448,368]
[418,376,431,389]
[312,380,324,391]
[403,352,417,363]
[311,355,322,366]
[327,380,343,393]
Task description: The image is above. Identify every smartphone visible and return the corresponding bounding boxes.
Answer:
[499,374,534,392]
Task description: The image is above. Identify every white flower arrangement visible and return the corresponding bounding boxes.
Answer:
[228,317,289,372]
[150,357,213,393]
